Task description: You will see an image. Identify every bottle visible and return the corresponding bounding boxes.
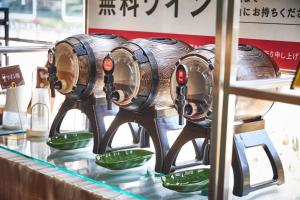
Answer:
[27,88,50,136]
[2,85,31,130]
[27,67,50,137]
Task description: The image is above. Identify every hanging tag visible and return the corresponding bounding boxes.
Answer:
[36,67,49,88]
[291,63,300,89]
[0,65,25,89]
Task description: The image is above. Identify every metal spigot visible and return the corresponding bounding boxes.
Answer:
[103,55,119,110]
[47,48,59,97]
[175,85,187,125]
[174,64,189,125]
[103,74,119,110]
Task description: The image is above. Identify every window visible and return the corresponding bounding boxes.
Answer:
[0,0,84,42]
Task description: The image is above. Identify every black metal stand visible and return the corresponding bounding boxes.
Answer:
[162,120,210,174]
[232,120,285,196]
[49,96,140,154]
[0,8,9,66]
[100,107,203,173]
[162,119,284,197]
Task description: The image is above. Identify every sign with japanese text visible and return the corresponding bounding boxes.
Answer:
[0,65,25,89]
[87,0,300,70]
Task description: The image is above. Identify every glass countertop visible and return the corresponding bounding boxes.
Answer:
[0,106,299,200]
[0,133,207,200]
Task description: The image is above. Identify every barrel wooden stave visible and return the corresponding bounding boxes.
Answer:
[235,45,278,120]
[173,44,278,122]
[111,38,193,110]
[55,34,126,98]
[148,40,192,108]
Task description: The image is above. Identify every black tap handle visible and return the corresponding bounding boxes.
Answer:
[47,48,57,97]
[47,64,57,97]
[104,74,115,110]
[175,85,187,125]
[178,107,184,125]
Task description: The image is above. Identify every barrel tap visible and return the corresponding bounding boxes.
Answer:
[47,48,62,97]
[103,55,120,110]
[175,64,192,125]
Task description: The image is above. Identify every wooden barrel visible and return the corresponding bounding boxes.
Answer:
[170,44,280,121]
[110,38,193,110]
[53,34,126,99]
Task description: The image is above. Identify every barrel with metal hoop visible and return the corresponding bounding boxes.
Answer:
[47,34,126,99]
[171,44,280,123]
[103,38,193,111]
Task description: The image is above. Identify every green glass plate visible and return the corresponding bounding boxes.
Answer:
[47,131,93,150]
[161,168,209,193]
[95,149,154,170]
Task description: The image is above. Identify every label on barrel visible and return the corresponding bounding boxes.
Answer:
[36,67,49,88]
[87,0,300,70]
[0,65,25,89]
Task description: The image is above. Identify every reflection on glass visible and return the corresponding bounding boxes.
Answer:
[0,134,207,199]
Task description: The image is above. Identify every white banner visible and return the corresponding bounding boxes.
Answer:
[87,0,300,69]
